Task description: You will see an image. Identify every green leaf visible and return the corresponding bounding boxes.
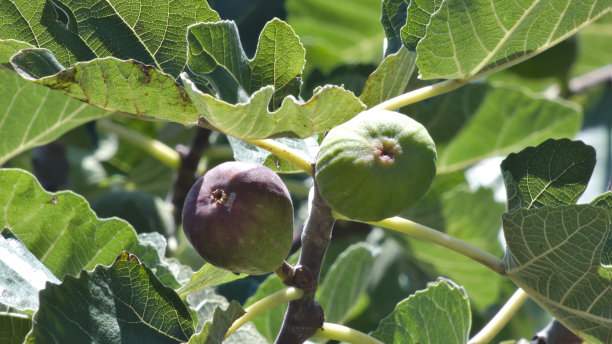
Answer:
[381,0,408,56]
[177,264,247,299]
[0,168,138,278]
[228,135,318,173]
[591,192,612,267]
[371,278,471,344]
[572,12,612,77]
[0,0,220,77]
[188,301,245,344]
[407,187,506,310]
[401,0,442,50]
[359,46,427,108]
[0,227,60,312]
[316,243,376,324]
[0,311,31,344]
[182,74,365,140]
[0,39,33,66]
[406,84,582,174]
[0,70,107,165]
[286,0,384,71]
[503,205,611,344]
[416,1,611,80]
[25,251,194,343]
[187,18,305,106]
[11,52,199,123]
[501,139,596,212]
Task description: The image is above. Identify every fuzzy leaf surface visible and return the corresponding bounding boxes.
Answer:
[371,278,471,344]
[504,205,611,344]
[0,169,138,278]
[501,139,596,212]
[0,227,60,312]
[182,75,365,140]
[0,0,220,77]
[416,0,611,79]
[25,251,194,343]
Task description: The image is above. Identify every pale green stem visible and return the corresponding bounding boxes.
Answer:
[312,323,383,344]
[371,79,466,111]
[334,213,506,275]
[225,287,304,339]
[242,138,314,174]
[96,118,180,169]
[468,288,529,344]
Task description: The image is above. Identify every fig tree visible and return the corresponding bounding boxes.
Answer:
[182,161,293,275]
[315,109,436,222]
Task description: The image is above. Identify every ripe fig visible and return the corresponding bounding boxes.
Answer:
[182,161,293,275]
[315,109,436,222]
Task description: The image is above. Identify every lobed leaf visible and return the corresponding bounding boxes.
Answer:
[501,139,596,212]
[504,205,612,344]
[371,278,471,344]
[0,0,220,77]
[0,169,138,278]
[182,74,365,140]
[25,251,194,343]
[416,0,611,80]
[0,227,60,312]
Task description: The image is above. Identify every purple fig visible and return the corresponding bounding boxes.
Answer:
[182,161,293,275]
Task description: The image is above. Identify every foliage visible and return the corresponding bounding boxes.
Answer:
[0,1,610,344]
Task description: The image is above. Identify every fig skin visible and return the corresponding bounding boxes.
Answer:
[182,161,293,275]
[315,109,436,222]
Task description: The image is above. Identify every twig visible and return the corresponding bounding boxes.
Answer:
[468,288,529,343]
[168,127,211,225]
[274,180,335,344]
[312,323,384,344]
[335,213,507,276]
[225,287,304,339]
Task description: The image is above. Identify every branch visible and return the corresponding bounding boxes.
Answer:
[312,323,384,344]
[169,127,211,225]
[334,213,506,275]
[468,288,529,344]
[275,180,335,344]
[225,287,304,339]
[242,138,313,174]
[96,118,180,169]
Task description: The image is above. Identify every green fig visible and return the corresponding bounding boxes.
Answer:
[182,161,293,275]
[315,109,437,222]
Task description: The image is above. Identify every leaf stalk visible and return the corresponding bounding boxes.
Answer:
[312,323,384,344]
[468,288,529,344]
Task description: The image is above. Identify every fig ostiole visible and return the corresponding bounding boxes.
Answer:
[182,161,294,275]
[315,109,437,222]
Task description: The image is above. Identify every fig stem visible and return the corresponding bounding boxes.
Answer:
[224,287,304,339]
[312,323,384,344]
[96,118,181,169]
[371,79,465,112]
[334,212,507,276]
[242,138,313,174]
[468,288,529,344]
[275,261,295,286]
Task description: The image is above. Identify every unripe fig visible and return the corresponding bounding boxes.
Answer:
[315,110,436,222]
[182,161,293,275]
